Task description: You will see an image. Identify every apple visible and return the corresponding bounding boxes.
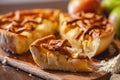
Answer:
[101,0,120,16]
[68,0,100,14]
[109,6,120,38]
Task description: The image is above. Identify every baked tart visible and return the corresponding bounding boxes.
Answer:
[59,12,114,58]
[30,35,93,72]
[0,9,60,54]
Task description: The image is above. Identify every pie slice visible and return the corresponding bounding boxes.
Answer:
[0,9,60,54]
[59,12,114,58]
[30,35,93,72]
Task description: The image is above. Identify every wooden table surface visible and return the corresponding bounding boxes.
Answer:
[0,1,69,80]
[0,63,42,80]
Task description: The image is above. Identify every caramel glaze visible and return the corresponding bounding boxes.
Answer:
[0,9,58,34]
[65,12,114,39]
[42,39,73,57]
[33,35,88,59]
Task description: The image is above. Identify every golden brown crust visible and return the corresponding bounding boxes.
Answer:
[59,12,114,58]
[63,12,114,39]
[30,35,92,72]
[0,29,28,54]
[0,9,60,54]
[0,9,59,33]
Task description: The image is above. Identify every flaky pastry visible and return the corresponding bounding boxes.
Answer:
[30,35,93,72]
[0,9,60,54]
[59,12,114,58]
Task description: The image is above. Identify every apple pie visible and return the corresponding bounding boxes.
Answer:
[0,9,60,54]
[30,35,93,72]
[59,12,114,58]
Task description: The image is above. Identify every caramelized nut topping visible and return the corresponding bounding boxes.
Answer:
[65,12,113,39]
[0,11,43,33]
[42,39,72,56]
[74,30,83,39]
[83,25,105,38]
[15,27,26,33]
[66,18,81,24]
[0,9,58,33]
[38,35,88,59]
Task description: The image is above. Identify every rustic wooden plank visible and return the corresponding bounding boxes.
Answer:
[0,48,61,80]
[0,47,110,80]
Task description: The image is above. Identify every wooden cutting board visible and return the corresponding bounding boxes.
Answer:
[0,40,120,80]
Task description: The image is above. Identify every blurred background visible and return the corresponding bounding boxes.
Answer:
[0,0,69,14]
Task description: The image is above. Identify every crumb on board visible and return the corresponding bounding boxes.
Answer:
[28,73,32,77]
[16,68,19,71]
[2,57,7,65]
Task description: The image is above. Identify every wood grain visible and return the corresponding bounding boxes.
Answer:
[0,45,113,80]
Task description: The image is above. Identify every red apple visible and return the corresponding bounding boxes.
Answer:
[68,0,100,14]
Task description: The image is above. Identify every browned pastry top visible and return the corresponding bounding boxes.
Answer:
[64,12,114,39]
[0,9,58,33]
[32,35,88,59]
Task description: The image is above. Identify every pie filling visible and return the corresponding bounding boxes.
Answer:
[64,12,114,39]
